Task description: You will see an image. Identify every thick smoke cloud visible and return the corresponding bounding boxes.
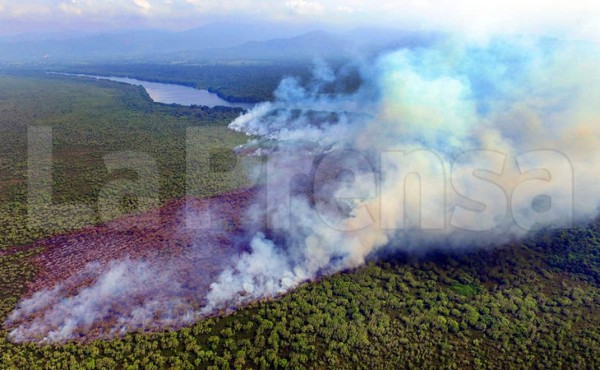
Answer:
[7,36,600,342]
[206,36,599,310]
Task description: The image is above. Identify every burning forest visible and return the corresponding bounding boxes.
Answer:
[6,36,600,345]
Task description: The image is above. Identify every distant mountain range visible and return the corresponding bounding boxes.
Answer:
[0,22,439,64]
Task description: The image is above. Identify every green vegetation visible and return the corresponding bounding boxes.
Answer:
[0,72,599,369]
[1,230,599,369]
[449,283,483,297]
[49,63,312,103]
[42,62,362,103]
[0,72,249,249]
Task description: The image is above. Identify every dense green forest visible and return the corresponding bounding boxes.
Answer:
[55,63,312,103]
[6,61,362,103]
[0,72,599,369]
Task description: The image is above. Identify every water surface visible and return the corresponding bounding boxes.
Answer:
[55,73,255,109]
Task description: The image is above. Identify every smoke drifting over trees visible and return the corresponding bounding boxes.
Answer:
[8,36,600,343]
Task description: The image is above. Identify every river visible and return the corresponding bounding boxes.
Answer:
[53,73,255,109]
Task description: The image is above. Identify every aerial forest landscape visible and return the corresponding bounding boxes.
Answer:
[0,1,599,369]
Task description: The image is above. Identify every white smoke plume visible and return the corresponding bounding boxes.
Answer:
[7,35,600,342]
[205,36,600,310]
[7,259,201,342]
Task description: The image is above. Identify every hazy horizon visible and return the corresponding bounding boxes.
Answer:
[1,0,600,43]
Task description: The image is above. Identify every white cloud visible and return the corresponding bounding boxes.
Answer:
[132,0,152,13]
[59,2,83,16]
[285,0,324,15]
[336,5,354,13]
[0,0,599,42]
[5,2,51,17]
